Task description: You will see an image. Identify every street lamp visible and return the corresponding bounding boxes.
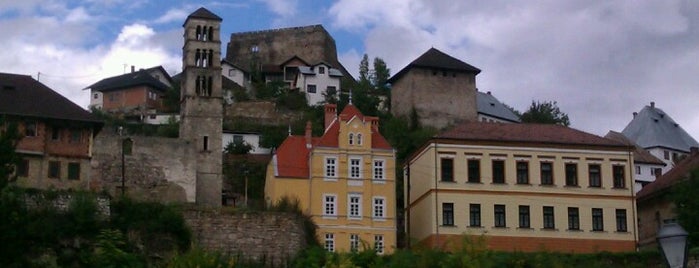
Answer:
[657,219,689,268]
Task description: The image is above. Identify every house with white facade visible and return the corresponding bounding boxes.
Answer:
[476,91,520,123]
[221,59,249,89]
[222,131,271,155]
[621,101,699,174]
[295,62,343,105]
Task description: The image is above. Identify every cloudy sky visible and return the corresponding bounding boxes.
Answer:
[1,0,698,138]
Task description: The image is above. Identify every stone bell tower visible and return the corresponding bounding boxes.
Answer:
[180,7,223,207]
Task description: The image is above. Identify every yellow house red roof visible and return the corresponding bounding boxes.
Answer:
[274,104,392,178]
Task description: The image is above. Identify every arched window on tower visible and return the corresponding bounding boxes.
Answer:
[208,50,214,68]
[202,53,208,68]
[202,26,208,41]
[208,26,214,41]
[195,76,202,94]
[196,25,202,40]
[207,76,213,96]
[195,49,201,67]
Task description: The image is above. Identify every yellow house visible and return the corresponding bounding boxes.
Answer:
[265,104,396,253]
[405,122,637,252]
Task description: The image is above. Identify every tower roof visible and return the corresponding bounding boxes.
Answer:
[621,103,699,152]
[184,7,222,25]
[388,47,481,83]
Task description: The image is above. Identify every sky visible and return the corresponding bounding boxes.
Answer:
[1,0,698,139]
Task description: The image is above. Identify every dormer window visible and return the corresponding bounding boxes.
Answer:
[348,133,354,145]
[357,133,362,145]
[318,66,325,74]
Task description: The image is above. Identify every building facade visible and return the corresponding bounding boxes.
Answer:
[605,131,665,194]
[86,66,172,114]
[636,148,699,248]
[295,62,342,105]
[405,123,637,252]
[476,91,521,123]
[1,72,103,190]
[265,104,397,253]
[389,48,480,129]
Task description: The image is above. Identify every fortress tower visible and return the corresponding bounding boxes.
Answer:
[180,8,223,206]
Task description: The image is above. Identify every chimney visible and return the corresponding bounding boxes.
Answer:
[324,104,337,131]
[650,101,655,108]
[367,116,379,128]
[305,121,312,149]
[487,91,491,95]
[131,65,135,73]
[633,112,637,118]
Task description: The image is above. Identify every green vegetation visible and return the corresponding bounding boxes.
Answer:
[0,187,190,267]
[518,100,571,126]
[0,116,21,189]
[673,168,699,245]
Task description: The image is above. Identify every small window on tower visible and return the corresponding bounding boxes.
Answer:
[203,136,209,151]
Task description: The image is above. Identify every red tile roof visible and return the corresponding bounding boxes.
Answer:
[637,150,699,200]
[274,104,393,177]
[437,122,627,148]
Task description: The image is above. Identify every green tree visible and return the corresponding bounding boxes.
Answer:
[520,100,570,126]
[359,54,371,88]
[372,57,390,93]
[673,169,699,244]
[0,117,21,189]
[224,139,253,155]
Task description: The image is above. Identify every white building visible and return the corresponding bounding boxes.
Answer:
[294,62,343,106]
[222,131,271,155]
[621,101,699,174]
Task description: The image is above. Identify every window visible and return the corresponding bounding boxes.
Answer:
[48,161,60,179]
[492,160,505,184]
[469,204,481,227]
[51,127,61,141]
[233,135,243,143]
[442,203,454,226]
[568,207,580,230]
[323,195,336,217]
[494,204,506,227]
[540,162,553,185]
[589,164,601,187]
[307,84,317,93]
[203,136,209,151]
[543,206,555,229]
[326,86,337,97]
[93,93,99,99]
[16,159,29,177]
[318,66,325,74]
[325,157,337,178]
[350,234,359,252]
[467,159,480,183]
[324,233,334,252]
[441,158,454,182]
[635,166,641,175]
[516,161,529,184]
[613,166,625,188]
[565,163,578,186]
[348,133,354,145]
[348,194,362,219]
[70,129,81,143]
[374,235,384,254]
[67,162,80,180]
[24,121,37,137]
[664,150,670,160]
[519,205,530,228]
[616,209,627,232]
[350,158,362,179]
[373,197,385,219]
[592,208,604,231]
[357,133,362,145]
[373,160,384,181]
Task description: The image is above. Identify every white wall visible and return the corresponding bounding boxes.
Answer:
[296,65,341,106]
[89,90,103,109]
[222,132,271,155]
